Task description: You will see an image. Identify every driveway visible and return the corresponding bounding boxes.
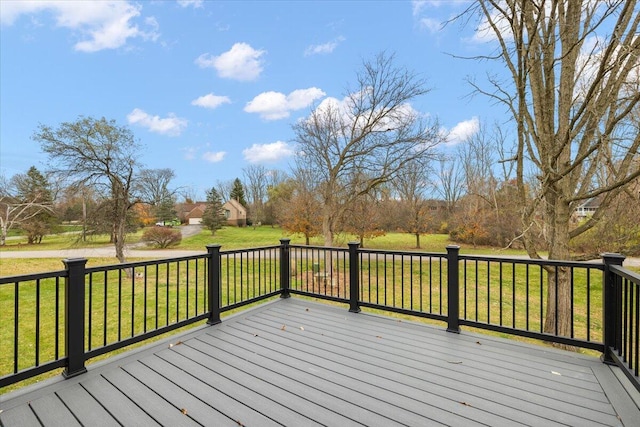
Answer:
[0,226,205,260]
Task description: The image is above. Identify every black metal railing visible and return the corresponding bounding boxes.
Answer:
[2,240,638,392]
[602,255,639,389]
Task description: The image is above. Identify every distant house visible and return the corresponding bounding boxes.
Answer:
[223,199,247,227]
[574,197,601,219]
[176,202,207,225]
[177,200,247,227]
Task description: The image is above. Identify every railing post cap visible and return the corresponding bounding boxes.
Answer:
[446,245,460,251]
[601,253,625,263]
[206,244,222,252]
[280,238,291,245]
[63,258,88,267]
[348,241,360,247]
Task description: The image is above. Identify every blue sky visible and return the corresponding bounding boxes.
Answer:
[1,0,501,198]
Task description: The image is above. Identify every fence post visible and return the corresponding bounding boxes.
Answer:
[63,258,88,379]
[280,238,291,299]
[348,242,361,313]
[446,245,460,333]
[601,252,625,364]
[206,244,222,325]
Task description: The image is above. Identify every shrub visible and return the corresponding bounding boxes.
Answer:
[141,227,182,248]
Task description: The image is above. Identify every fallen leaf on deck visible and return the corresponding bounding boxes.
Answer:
[300,326,304,331]
[447,360,463,364]
[476,341,482,345]
[180,408,188,415]
[376,335,382,339]
[236,421,245,426]
[305,308,309,311]
[281,324,286,331]
[460,402,472,406]
[551,371,562,376]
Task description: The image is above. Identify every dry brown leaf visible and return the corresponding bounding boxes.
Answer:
[376,335,382,339]
[281,324,286,331]
[476,341,482,345]
[181,408,188,415]
[460,401,471,406]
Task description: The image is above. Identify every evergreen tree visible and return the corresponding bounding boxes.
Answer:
[229,178,248,207]
[14,166,56,244]
[202,187,225,234]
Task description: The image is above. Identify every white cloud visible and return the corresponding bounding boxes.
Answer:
[0,1,159,52]
[243,141,294,163]
[304,36,345,56]
[445,117,480,144]
[244,87,325,120]
[127,108,187,136]
[177,0,204,8]
[195,42,265,81]
[203,151,226,163]
[183,146,197,160]
[191,93,231,109]
[419,17,442,33]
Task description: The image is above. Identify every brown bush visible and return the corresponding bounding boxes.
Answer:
[141,227,182,248]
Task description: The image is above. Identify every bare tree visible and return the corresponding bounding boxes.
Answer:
[393,159,433,248]
[466,0,640,337]
[215,179,234,203]
[243,165,269,227]
[294,52,444,246]
[0,172,54,246]
[33,116,140,263]
[432,157,466,216]
[135,168,177,206]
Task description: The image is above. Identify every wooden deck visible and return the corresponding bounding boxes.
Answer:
[1,298,639,426]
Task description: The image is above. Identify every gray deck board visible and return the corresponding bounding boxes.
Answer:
[56,385,121,427]
[231,308,614,426]
[254,306,617,417]
[29,394,81,427]
[2,298,639,427]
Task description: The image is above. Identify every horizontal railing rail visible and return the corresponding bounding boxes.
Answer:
[2,239,638,393]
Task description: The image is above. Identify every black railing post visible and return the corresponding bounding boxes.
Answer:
[446,245,460,333]
[601,252,625,364]
[63,258,88,379]
[280,238,291,299]
[348,242,361,313]
[206,244,222,325]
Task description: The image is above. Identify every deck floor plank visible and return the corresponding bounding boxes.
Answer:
[141,357,279,427]
[28,394,81,427]
[101,368,199,427]
[155,348,326,427]
[167,342,365,426]
[121,360,245,427]
[258,305,616,414]
[56,385,120,427]
[79,375,161,426]
[237,309,618,426]
[0,403,41,427]
[1,298,638,427]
